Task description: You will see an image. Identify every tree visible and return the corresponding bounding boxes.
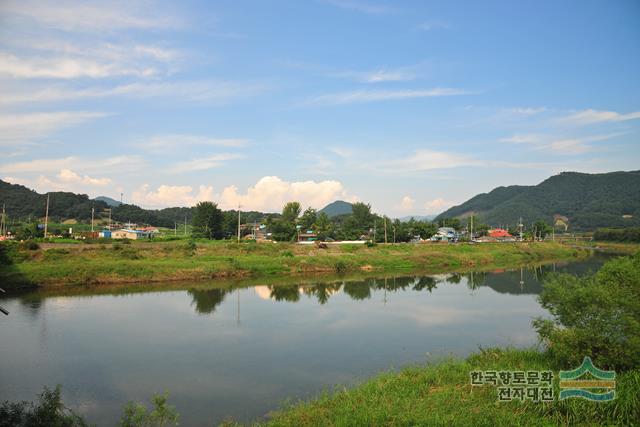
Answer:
[299,207,317,231]
[314,212,333,240]
[191,201,223,239]
[533,220,553,239]
[282,202,301,224]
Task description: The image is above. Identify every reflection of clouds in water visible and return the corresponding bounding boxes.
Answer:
[254,286,272,300]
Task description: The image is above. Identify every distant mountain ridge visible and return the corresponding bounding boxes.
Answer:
[319,200,353,217]
[435,171,640,230]
[94,196,121,207]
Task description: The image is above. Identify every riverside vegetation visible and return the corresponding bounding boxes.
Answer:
[0,240,589,289]
[2,252,638,426]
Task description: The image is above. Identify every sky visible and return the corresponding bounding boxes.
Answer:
[0,0,639,216]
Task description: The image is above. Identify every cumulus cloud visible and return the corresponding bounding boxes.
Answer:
[396,196,415,212]
[57,168,111,186]
[218,176,354,211]
[132,184,215,208]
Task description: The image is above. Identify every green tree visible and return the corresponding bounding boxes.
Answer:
[282,201,301,224]
[119,391,179,427]
[533,220,553,239]
[299,207,317,231]
[191,201,223,239]
[314,212,333,240]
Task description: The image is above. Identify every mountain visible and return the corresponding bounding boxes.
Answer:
[435,171,640,230]
[319,200,353,217]
[94,196,121,207]
[398,215,437,222]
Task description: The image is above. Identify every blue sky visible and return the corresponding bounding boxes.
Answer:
[0,0,639,216]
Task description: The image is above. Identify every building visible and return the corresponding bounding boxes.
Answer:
[298,230,318,242]
[488,228,512,238]
[112,229,154,240]
[430,227,458,242]
[99,230,111,238]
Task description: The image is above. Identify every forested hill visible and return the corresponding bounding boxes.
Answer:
[0,179,107,221]
[0,179,268,228]
[435,171,640,230]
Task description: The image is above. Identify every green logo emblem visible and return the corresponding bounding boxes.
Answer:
[559,357,616,401]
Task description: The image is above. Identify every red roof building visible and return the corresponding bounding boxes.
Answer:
[488,228,512,238]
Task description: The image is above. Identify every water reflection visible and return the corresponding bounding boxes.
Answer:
[183,259,604,315]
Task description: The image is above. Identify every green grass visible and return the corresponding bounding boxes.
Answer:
[244,348,639,427]
[0,241,595,289]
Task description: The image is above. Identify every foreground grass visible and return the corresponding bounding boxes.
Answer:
[248,348,639,427]
[0,241,590,289]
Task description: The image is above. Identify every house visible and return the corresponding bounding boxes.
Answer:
[112,229,153,240]
[99,230,111,238]
[298,230,318,242]
[430,227,458,242]
[488,228,512,238]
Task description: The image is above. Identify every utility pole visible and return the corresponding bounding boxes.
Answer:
[120,192,123,205]
[44,194,50,238]
[470,214,474,242]
[1,203,5,237]
[91,206,95,232]
[393,225,396,244]
[237,205,241,243]
[184,216,187,236]
[174,222,177,236]
[384,217,387,244]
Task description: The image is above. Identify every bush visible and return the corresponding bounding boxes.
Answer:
[20,241,40,251]
[119,391,179,427]
[280,250,294,258]
[334,260,348,273]
[0,385,88,427]
[366,241,377,248]
[534,252,640,371]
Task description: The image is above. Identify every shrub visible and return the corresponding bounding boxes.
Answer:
[0,385,88,427]
[534,252,640,371]
[366,240,377,248]
[280,250,294,258]
[334,260,348,273]
[20,241,40,251]
[119,391,179,427]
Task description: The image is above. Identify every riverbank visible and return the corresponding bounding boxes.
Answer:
[0,241,591,289]
[252,347,639,427]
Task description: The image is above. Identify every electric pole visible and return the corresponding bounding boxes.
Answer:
[470,214,474,242]
[91,206,95,232]
[384,217,387,244]
[44,194,50,238]
[184,216,187,236]
[237,205,241,243]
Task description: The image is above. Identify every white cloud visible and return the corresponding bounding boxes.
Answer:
[396,196,415,212]
[329,147,353,158]
[218,176,354,211]
[57,169,111,186]
[0,52,159,79]
[0,111,108,145]
[132,184,215,208]
[0,80,266,105]
[0,0,183,32]
[332,67,416,83]
[424,198,453,213]
[307,87,469,105]
[145,135,249,150]
[0,155,145,174]
[170,154,244,173]
[380,149,479,172]
[560,109,640,126]
[323,0,396,14]
[500,132,624,155]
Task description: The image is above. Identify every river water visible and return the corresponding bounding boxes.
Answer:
[0,255,609,425]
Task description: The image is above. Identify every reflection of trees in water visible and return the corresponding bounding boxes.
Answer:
[343,281,371,300]
[412,276,438,292]
[269,285,300,302]
[302,283,342,305]
[188,288,229,314]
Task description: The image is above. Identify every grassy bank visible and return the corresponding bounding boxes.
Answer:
[251,347,639,427]
[0,241,590,289]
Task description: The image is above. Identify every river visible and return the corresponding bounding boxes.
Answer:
[0,254,610,425]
